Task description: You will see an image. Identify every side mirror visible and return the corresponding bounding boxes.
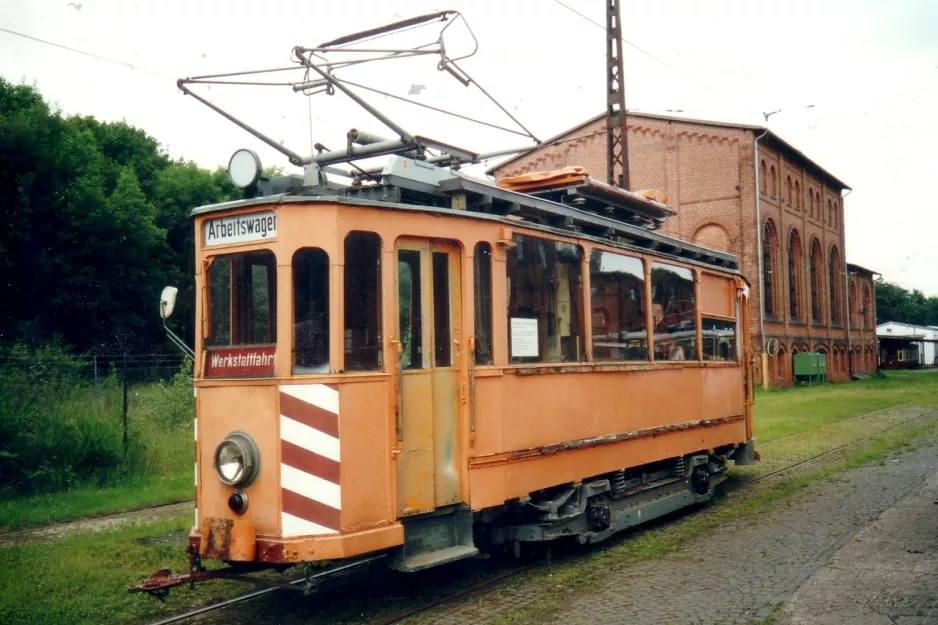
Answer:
[160,286,179,319]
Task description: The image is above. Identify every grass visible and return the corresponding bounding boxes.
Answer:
[0,473,191,529]
[0,514,257,625]
[0,345,194,528]
[753,370,938,442]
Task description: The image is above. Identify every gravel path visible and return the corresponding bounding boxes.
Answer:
[0,501,191,547]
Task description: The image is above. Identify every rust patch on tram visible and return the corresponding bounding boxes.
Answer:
[199,517,256,561]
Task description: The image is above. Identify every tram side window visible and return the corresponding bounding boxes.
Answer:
[590,251,647,361]
[293,248,329,374]
[206,250,277,346]
[651,262,697,361]
[474,242,494,365]
[701,318,737,362]
[506,235,584,364]
[344,232,382,371]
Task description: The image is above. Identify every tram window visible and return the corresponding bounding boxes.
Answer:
[701,318,737,362]
[292,248,329,374]
[398,250,424,370]
[650,262,697,361]
[474,243,493,365]
[344,232,382,371]
[205,250,277,346]
[590,251,647,361]
[432,252,452,367]
[506,235,584,364]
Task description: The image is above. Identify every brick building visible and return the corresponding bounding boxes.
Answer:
[492,112,877,386]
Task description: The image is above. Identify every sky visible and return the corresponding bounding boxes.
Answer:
[2,0,937,294]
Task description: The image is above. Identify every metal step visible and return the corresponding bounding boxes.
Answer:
[395,544,479,572]
[391,505,477,572]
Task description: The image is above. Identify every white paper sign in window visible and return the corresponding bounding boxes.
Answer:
[510,318,539,358]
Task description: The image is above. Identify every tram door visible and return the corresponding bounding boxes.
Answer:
[395,239,463,516]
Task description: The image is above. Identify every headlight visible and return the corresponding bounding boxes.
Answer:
[213,432,260,488]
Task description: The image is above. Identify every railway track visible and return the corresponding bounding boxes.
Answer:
[145,405,938,625]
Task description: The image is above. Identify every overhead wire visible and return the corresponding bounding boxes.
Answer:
[550,0,762,119]
[0,25,171,78]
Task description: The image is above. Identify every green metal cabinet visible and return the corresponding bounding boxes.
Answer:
[793,352,826,384]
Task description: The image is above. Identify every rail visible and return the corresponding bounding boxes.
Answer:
[145,405,938,625]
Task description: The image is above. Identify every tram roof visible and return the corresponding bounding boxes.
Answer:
[192,160,739,272]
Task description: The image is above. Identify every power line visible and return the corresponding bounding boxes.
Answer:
[551,0,761,118]
[0,26,169,78]
[552,0,690,80]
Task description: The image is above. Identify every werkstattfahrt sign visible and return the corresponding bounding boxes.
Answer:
[205,346,276,377]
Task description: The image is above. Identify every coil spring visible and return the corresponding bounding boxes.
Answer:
[609,469,627,496]
[674,456,686,477]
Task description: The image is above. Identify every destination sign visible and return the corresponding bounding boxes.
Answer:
[203,211,277,247]
[205,346,276,378]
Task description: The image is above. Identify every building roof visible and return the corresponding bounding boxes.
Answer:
[877,321,938,338]
[847,262,879,276]
[488,110,851,191]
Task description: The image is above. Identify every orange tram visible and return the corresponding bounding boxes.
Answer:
[136,158,757,595]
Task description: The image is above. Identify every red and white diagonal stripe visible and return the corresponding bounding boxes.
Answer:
[279,384,341,537]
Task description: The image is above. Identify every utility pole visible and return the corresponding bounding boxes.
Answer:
[606,0,630,189]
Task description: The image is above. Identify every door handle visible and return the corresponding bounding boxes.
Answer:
[391,339,403,443]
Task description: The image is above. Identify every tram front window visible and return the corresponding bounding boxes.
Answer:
[293,248,330,373]
[205,250,277,347]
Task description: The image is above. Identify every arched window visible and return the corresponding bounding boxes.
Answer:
[832,200,839,229]
[827,199,832,225]
[345,231,383,371]
[849,281,858,328]
[770,165,777,198]
[293,247,330,373]
[862,284,872,328]
[808,188,815,216]
[763,220,779,317]
[829,245,842,325]
[794,180,801,209]
[760,160,767,194]
[815,191,822,216]
[789,229,803,321]
[810,238,824,323]
[786,176,792,205]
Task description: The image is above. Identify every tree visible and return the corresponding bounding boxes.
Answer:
[0,78,242,353]
[875,278,938,327]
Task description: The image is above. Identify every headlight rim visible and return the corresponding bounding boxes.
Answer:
[212,431,260,488]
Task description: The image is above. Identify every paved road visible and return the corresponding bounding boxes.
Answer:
[779,470,938,625]
[422,441,938,625]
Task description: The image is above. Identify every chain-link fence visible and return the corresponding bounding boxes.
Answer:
[0,350,194,497]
